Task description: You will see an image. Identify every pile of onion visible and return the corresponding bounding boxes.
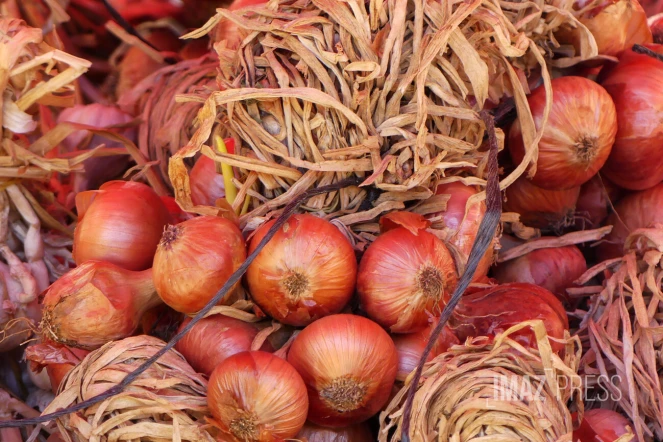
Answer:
[207,351,308,441]
[596,182,663,260]
[392,323,459,382]
[509,76,617,190]
[73,181,170,271]
[573,409,635,441]
[451,283,569,354]
[503,177,580,231]
[40,261,161,349]
[357,212,458,333]
[245,214,356,326]
[493,245,587,303]
[153,215,246,313]
[174,315,272,376]
[599,44,663,190]
[296,422,373,442]
[287,314,398,427]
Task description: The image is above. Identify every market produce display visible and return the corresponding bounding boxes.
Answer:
[1,0,663,441]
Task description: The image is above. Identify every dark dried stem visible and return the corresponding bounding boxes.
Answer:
[632,44,663,63]
[0,176,362,428]
[401,111,502,441]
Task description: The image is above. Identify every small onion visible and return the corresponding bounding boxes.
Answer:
[596,182,663,260]
[451,283,569,354]
[599,44,663,190]
[174,315,272,376]
[153,216,246,314]
[509,76,617,190]
[73,181,170,271]
[573,409,634,442]
[25,342,89,394]
[357,213,458,333]
[651,13,663,43]
[503,176,580,231]
[207,351,308,441]
[246,214,357,326]
[189,155,226,207]
[574,0,651,58]
[40,261,161,349]
[575,175,625,228]
[493,244,587,303]
[393,323,459,382]
[296,422,373,442]
[287,314,398,427]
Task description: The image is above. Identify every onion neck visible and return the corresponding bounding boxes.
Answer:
[574,135,598,164]
[229,412,259,441]
[282,271,310,301]
[320,377,367,413]
[416,265,444,301]
[131,268,162,312]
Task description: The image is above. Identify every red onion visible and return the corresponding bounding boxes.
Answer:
[574,409,634,441]
[393,323,459,382]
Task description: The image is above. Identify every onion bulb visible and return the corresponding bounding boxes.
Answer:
[451,283,569,354]
[207,351,308,441]
[246,214,356,326]
[287,314,398,427]
[509,76,617,190]
[25,342,89,394]
[574,0,651,58]
[73,181,170,271]
[573,409,634,441]
[175,315,272,376]
[40,261,161,350]
[153,216,246,313]
[575,175,625,228]
[357,213,457,333]
[393,323,459,382]
[493,244,587,303]
[599,44,663,190]
[296,422,373,442]
[651,13,663,43]
[597,182,663,260]
[503,177,580,231]
[190,155,226,207]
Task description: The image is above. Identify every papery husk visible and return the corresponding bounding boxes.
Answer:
[380,320,582,442]
[169,0,597,240]
[577,225,663,441]
[42,335,215,442]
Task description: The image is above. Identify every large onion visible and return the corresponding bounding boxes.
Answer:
[509,77,617,190]
[287,314,398,427]
[246,214,356,326]
[599,44,663,190]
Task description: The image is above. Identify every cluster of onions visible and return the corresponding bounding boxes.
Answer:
[39,261,161,349]
[153,215,246,313]
[574,409,635,441]
[509,76,617,190]
[73,181,170,271]
[493,245,587,303]
[296,422,373,441]
[207,351,309,441]
[573,0,651,57]
[575,175,625,228]
[174,315,272,376]
[357,212,458,333]
[392,323,459,382]
[245,214,357,326]
[503,176,581,231]
[596,183,663,260]
[450,283,570,354]
[599,44,663,190]
[287,314,398,427]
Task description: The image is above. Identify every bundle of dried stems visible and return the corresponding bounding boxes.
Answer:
[380,320,582,442]
[42,335,215,442]
[577,226,663,441]
[167,0,597,245]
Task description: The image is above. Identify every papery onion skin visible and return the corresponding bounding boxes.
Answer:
[189,155,226,207]
[503,177,580,231]
[358,225,458,333]
[246,214,357,327]
[153,215,246,314]
[575,0,651,58]
[596,183,663,260]
[25,342,90,394]
[287,314,398,427]
[509,76,617,190]
[393,323,459,382]
[493,245,587,303]
[451,283,569,354]
[575,175,625,228]
[73,181,170,271]
[599,44,663,190]
[213,0,269,47]
[207,351,308,441]
[175,315,272,376]
[296,422,373,442]
[573,409,635,442]
[40,261,161,350]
